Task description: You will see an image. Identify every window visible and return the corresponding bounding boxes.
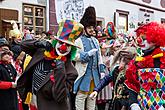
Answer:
[115,9,129,33]
[96,17,105,28]
[23,4,46,34]
[118,14,127,32]
[0,9,18,39]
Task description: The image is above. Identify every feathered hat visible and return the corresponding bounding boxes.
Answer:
[135,22,165,47]
[80,6,96,28]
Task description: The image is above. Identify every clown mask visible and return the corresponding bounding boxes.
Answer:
[136,34,155,51]
[55,41,71,56]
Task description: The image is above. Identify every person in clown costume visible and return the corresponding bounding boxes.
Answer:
[125,22,165,110]
[17,19,84,110]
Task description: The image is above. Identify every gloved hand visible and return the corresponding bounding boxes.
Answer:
[34,40,52,51]
[100,72,105,79]
[88,49,98,56]
[130,103,141,110]
[11,82,17,88]
[89,91,98,100]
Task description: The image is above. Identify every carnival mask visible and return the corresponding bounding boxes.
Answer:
[85,26,94,37]
[136,34,155,50]
[55,41,71,56]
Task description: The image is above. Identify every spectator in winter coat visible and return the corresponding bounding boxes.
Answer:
[0,37,18,110]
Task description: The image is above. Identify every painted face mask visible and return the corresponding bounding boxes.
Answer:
[136,35,155,51]
[55,41,71,56]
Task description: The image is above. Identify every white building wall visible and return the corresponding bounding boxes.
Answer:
[127,0,163,9]
[0,0,38,22]
[83,0,165,30]
[1,0,164,31]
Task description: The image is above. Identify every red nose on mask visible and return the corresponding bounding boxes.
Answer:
[136,37,143,44]
[60,43,67,51]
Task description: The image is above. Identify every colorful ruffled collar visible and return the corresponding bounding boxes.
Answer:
[44,49,67,62]
[135,47,165,68]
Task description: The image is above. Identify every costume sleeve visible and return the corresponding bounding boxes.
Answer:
[125,60,140,93]
[0,81,12,89]
[52,59,78,102]
[52,60,67,102]
[99,64,106,73]
[0,68,13,89]
[94,75,112,92]
[20,39,39,56]
[94,66,118,92]
[79,51,91,63]
[125,60,140,106]
[65,59,78,91]
[74,38,90,63]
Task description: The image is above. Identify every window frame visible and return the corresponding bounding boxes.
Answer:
[23,3,46,35]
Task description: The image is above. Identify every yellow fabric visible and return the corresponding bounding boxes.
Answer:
[44,51,63,59]
[24,92,32,104]
[23,55,32,71]
[23,55,32,104]
[79,79,95,95]
[135,56,145,62]
[152,53,163,58]
[56,55,62,60]
[135,53,163,62]
[44,51,52,58]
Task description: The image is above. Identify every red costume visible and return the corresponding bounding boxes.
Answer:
[125,22,165,110]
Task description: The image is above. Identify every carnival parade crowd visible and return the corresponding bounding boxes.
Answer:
[0,6,165,110]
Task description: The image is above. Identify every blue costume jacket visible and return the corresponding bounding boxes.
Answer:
[73,35,105,93]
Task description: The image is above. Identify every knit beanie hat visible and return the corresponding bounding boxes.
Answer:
[0,37,10,48]
[0,49,13,61]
